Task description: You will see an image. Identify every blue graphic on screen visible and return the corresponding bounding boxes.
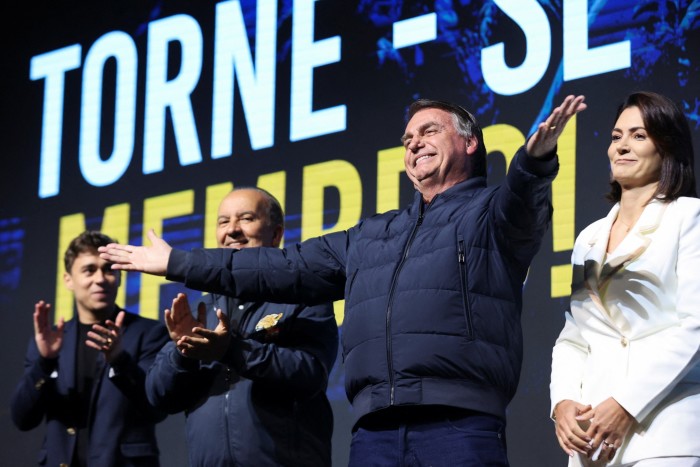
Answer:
[0,218,23,305]
[356,0,698,132]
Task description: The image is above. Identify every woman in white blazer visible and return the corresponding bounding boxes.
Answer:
[550,91,700,466]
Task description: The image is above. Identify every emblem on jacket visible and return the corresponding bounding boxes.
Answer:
[254,313,283,340]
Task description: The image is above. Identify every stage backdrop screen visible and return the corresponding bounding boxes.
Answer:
[2,1,698,465]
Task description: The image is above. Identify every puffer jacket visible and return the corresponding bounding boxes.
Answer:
[167,146,557,427]
[145,294,338,467]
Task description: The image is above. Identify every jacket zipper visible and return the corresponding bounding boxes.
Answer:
[386,202,425,405]
[220,296,253,463]
[220,295,234,462]
[457,235,474,340]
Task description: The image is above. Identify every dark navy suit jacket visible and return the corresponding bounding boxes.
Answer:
[11,309,169,466]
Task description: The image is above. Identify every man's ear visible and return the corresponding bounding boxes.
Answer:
[271,225,284,248]
[63,272,74,291]
[466,136,479,155]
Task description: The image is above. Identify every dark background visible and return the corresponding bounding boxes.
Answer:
[1,1,698,465]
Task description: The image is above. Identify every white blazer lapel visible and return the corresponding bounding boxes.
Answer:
[583,204,617,291]
[599,200,667,332]
[603,199,666,273]
[579,205,617,325]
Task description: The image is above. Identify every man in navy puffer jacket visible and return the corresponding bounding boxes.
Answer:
[101,95,586,466]
[145,188,337,467]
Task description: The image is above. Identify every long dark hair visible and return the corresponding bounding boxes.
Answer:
[607,91,696,202]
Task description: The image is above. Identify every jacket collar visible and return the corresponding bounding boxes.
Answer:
[410,176,487,211]
[584,199,666,276]
[581,199,667,329]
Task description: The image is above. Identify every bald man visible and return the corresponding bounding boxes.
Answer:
[145,188,338,466]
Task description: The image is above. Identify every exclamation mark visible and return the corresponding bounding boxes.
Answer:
[550,114,577,297]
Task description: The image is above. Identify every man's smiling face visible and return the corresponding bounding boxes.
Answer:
[402,107,473,200]
[216,189,282,249]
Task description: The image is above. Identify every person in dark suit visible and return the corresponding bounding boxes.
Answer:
[10,230,170,466]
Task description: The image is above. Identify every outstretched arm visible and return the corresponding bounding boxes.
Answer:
[98,228,171,275]
[526,95,587,158]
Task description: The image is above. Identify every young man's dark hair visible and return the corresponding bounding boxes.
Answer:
[64,230,116,272]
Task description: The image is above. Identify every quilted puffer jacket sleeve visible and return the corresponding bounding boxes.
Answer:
[492,146,558,266]
[166,230,349,305]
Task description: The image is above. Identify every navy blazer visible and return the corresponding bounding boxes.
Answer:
[11,309,169,466]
